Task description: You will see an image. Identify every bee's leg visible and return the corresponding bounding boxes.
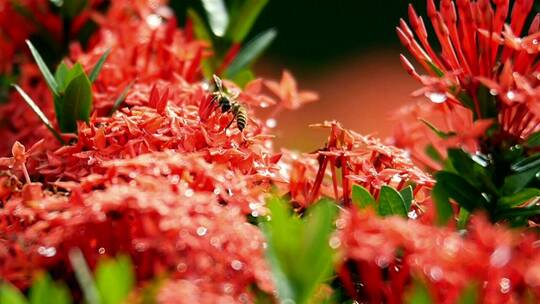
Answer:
[224,112,238,130]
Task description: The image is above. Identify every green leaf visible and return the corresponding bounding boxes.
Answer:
[55,62,69,89]
[526,131,540,147]
[378,185,407,217]
[0,282,27,304]
[29,273,71,304]
[424,144,443,164]
[435,171,489,212]
[201,0,229,37]
[26,40,59,95]
[69,248,100,304]
[431,183,453,225]
[224,28,277,78]
[405,279,433,304]
[494,206,540,221]
[352,184,376,209]
[502,168,539,195]
[187,9,213,42]
[457,283,479,304]
[59,72,93,133]
[95,256,135,304]
[457,208,470,230]
[12,85,65,144]
[400,185,414,211]
[231,68,255,87]
[447,149,496,193]
[108,80,135,116]
[511,154,540,173]
[262,196,337,304]
[225,0,269,42]
[61,0,88,18]
[419,119,455,139]
[499,188,540,207]
[89,49,111,83]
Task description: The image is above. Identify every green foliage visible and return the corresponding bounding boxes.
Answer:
[0,282,27,304]
[224,28,277,78]
[405,280,433,304]
[109,80,136,116]
[261,196,338,304]
[0,273,72,304]
[351,184,410,218]
[95,256,135,304]
[225,0,269,42]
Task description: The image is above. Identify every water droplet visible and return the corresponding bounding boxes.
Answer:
[489,89,498,96]
[146,14,162,29]
[429,266,443,281]
[223,283,234,294]
[490,246,511,268]
[260,102,270,108]
[231,260,243,271]
[185,189,194,197]
[533,39,539,45]
[98,247,106,254]
[335,219,346,229]
[500,277,511,294]
[425,92,448,104]
[376,256,389,268]
[213,188,221,195]
[329,236,341,249]
[37,246,56,257]
[506,91,516,101]
[408,210,418,220]
[176,262,187,272]
[196,226,208,236]
[265,118,277,128]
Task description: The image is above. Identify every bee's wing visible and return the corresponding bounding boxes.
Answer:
[212,74,223,92]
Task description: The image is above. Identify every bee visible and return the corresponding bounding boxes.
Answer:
[211,74,248,132]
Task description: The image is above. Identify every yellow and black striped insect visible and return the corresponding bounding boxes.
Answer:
[211,74,248,131]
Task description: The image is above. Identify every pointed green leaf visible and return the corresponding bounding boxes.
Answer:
[95,256,134,304]
[431,183,453,225]
[0,283,27,304]
[29,273,71,304]
[526,131,540,147]
[457,208,470,230]
[499,188,540,207]
[201,0,229,37]
[231,68,255,87]
[435,172,489,212]
[224,28,277,78]
[55,62,69,89]
[60,72,93,133]
[352,184,375,209]
[109,80,135,116]
[378,185,407,217]
[419,119,455,139]
[400,185,414,211]
[89,49,111,83]
[26,40,59,95]
[511,154,540,173]
[225,0,269,42]
[425,144,444,164]
[12,85,65,144]
[405,280,433,304]
[502,168,539,195]
[187,9,213,42]
[494,206,540,221]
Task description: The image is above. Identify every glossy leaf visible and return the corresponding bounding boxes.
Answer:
[12,85,65,144]
[59,72,93,133]
[201,0,229,37]
[378,185,407,217]
[29,273,71,304]
[225,0,269,42]
[494,206,540,221]
[224,28,277,78]
[502,168,539,195]
[499,188,540,207]
[0,283,27,304]
[431,183,453,225]
[526,131,540,147]
[95,256,135,304]
[400,185,414,211]
[511,154,540,173]
[109,80,135,116]
[435,172,489,212]
[89,49,111,83]
[26,40,59,95]
[55,62,69,89]
[351,184,376,209]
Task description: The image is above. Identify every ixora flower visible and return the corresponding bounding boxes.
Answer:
[397,0,540,166]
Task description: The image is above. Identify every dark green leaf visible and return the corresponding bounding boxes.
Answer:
[352,184,375,209]
[405,279,433,304]
[108,80,135,116]
[526,131,540,147]
[476,85,498,119]
[499,188,540,207]
[29,273,71,304]
[435,172,489,212]
[447,149,496,193]
[225,0,269,42]
[95,256,135,304]
[495,206,540,221]
[26,40,59,95]
[12,85,65,144]
[0,283,27,304]
[69,248,100,304]
[511,154,540,173]
[224,28,277,78]
[378,185,407,217]
[457,208,470,230]
[201,0,229,37]
[61,0,88,17]
[89,49,111,83]
[457,283,479,304]
[59,72,93,133]
[424,144,443,164]
[419,119,455,139]
[431,183,453,226]
[502,168,539,195]
[400,185,414,211]
[187,9,213,42]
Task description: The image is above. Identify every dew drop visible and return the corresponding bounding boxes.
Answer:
[506,91,516,101]
[425,92,448,104]
[533,39,539,45]
[329,236,341,249]
[146,14,162,29]
[489,89,498,96]
[260,101,270,108]
[185,189,194,197]
[490,246,511,268]
[196,226,208,236]
[335,219,346,229]
[265,118,277,128]
[176,262,187,272]
[223,283,234,294]
[500,277,511,294]
[408,210,418,220]
[231,259,243,271]
[429,266,443,281]
[37,246,56,257]
[98,247,106,254]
